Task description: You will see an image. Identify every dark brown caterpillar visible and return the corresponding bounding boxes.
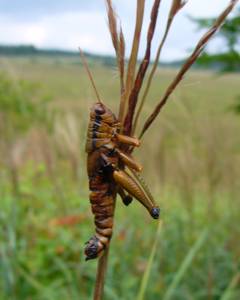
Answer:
[84,102,160,260]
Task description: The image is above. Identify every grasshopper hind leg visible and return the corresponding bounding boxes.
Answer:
[113,170,160,219]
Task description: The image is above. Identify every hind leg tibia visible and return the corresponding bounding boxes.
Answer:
[113,170,160,219]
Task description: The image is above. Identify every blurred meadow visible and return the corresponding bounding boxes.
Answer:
[0,53,240,300]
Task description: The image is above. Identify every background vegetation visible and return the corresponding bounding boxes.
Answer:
[194,8,240,72]
[0,52,240,299]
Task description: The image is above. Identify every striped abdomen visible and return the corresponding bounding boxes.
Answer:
[84,102,160,260]
[85,103,119,260]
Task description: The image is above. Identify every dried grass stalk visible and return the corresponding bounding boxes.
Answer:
[118,25,126,123]
[169,0,188,18]
[105,0,125,101]
[139,0,239,139]
[106,0,119,54]
[133,0,188,134]
[119,26,126,92]
[93,248,110,300]
[120,0,145,122]
[124,0,162,135]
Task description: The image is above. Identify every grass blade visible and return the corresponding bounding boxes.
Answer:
[119,25,126,94]
[121,0,145,122]
[125,0,145,91]
[17,266,53,300]
[133,0,188,134]
[106,0,119,56]
[140,0,239,139]
[163,229,208,300]
[220,272,240,300]
[105,0,125,105]
[124,0,162,135]
[137,221,163,300]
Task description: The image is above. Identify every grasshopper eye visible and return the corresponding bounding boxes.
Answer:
[95,106,105,115]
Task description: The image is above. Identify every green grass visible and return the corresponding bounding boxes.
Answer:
[0,56,240,299]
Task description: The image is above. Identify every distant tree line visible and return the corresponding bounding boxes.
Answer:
[0,44,117,67]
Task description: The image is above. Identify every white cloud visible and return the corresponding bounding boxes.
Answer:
[0,0,238,60]
[0,12,113,53]
[184,0,234,17]
[23,26,47,46]
[36,12,113,53]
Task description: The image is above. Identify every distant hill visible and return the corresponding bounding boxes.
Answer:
[0,44,184,68]
[0,44,117,66]
[1,44,235,72]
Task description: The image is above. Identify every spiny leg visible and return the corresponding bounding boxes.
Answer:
[100,148,159,218]
[113,169,160,219]
[115,149,159,215]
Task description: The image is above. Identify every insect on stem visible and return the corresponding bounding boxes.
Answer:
[79,47,102,104]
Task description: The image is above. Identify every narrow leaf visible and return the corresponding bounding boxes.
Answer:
[17,266,53,300]
[140,0,239,139]
[169,0,188,19]
[163,229,208,300]
[124,0,162,135]
[220,272,240,300]
[137,221,163,300]
[133,0,188,134]
[106,0,119,54]
[106,0,126,109]
[119,25,126,94]
[120,0,145,122]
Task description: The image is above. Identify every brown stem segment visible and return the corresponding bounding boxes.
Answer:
[123,0,162,136]
[121,0,145,123]
[133,0,188,134]
[93,247,110,300]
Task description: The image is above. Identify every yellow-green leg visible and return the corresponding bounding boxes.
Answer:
[113,169,160,219]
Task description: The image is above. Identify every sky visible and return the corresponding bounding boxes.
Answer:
[0,0,238,61]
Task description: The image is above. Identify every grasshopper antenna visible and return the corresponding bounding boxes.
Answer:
[79,47,102,104]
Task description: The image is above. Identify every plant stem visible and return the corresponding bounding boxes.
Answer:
[93,247,110,300]
[93,198,116,300]
[93,194,116,300]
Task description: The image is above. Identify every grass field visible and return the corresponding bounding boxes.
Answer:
[0,56,240,300]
